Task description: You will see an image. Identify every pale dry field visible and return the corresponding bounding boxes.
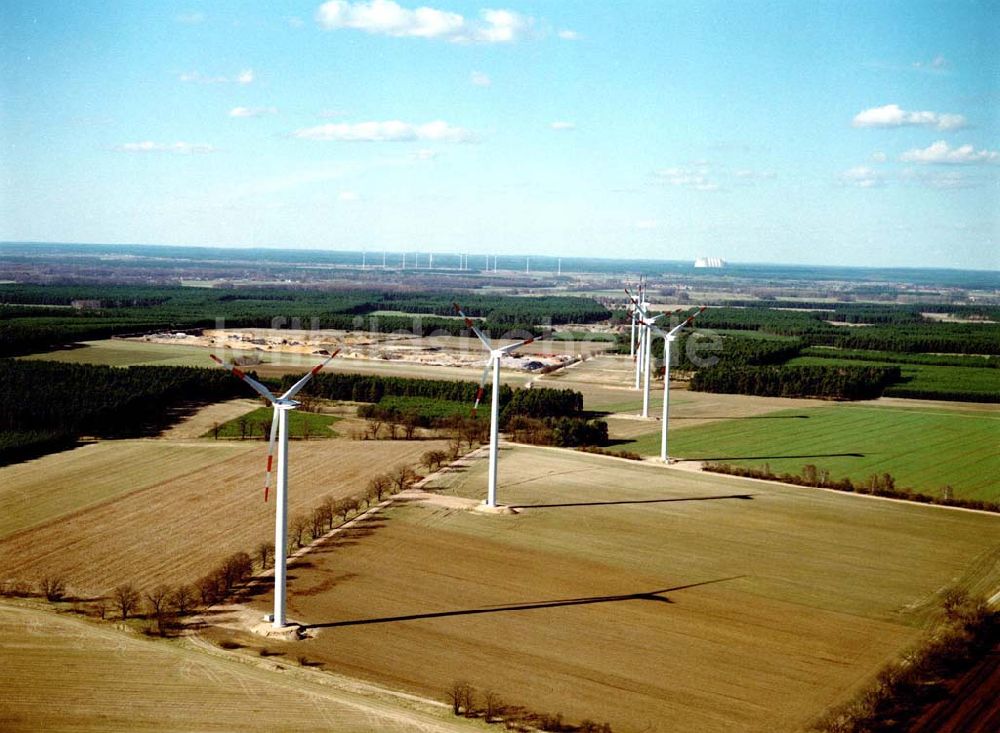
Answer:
[0,440,254,539]
[245,446,1000,732]
[157,398,261,439]
[0,437,448,594]
[0,602,472,733]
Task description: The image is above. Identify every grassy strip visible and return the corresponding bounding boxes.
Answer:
[811,593,998,732]
[204,406,340,440]
[702,462,1000,513]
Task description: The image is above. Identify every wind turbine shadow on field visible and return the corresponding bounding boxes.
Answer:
[303,576,746,630]
[510,494,754,510]
[684,452,865,461]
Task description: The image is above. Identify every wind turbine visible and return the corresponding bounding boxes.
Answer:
[627,295,706,462]
[453,302,546,508]
[210,350,339,629]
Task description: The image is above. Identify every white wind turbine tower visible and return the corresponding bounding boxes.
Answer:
[210,350,339,629]
[628,295,706,462]
[454,302,546,508]
[633,277,648,391]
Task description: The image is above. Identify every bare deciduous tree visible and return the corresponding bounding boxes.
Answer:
[39,575,67,602]
[290,514,311,548]
[145,585,172,635]
[401,412,419,439]
[447,681,473,716]
[392,465,419,492]
[257,541,274,570]
[113,583,141,620]
[170,584,196,615]
[482,689,503,722]
[311,506,326,538]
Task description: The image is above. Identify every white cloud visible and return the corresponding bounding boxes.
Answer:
[179,68,255,85]
[339,190,360,201]
[229,106,277,118]
[852,104,966,131]
[116,141,216,154]
[471,71,491,87]
[315,1,533,43]
[653,165,719,191]
[900,140,999,164]
[176,11,205,25]
[733,169,776,181]
[871,151,888,163]
[913,54,949,70]
[634,219,659,230]
[413,148,440,160]
[294,120,475,142]
[839,166,884,188]
[557,29,580,40]
[550,121,575,131]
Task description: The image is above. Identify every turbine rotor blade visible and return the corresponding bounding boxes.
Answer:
[280,349,340,400]
[453,302,493,351]
[210,354,277,403]
[263,408,279,502]
[472,357,493,415]
[668,306,708,336]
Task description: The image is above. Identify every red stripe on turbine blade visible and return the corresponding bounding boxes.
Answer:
[310,362,324,374]
[264,487,269,502]
[210,354,223,364]
[266,455,273,471]
[232,367,245,379]
[475,387,485,402]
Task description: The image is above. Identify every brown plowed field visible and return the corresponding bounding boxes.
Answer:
[0,438,447,594]
[242,446,1000,732]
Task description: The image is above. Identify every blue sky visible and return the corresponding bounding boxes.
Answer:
[1,0,997,269]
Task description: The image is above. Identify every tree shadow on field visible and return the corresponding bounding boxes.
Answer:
[303,575,746,630]
[510,494,755,510]
[683,452,864,461]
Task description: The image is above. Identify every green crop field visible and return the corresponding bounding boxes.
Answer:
[786,355,1000,402]
[370,395,477,421]
[620,404,1000,501]
[18,339,258,368]
[207,406,340,439]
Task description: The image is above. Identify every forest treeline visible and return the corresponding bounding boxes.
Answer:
[0,359,246,465]
[0,284,610,356]
[690,364,900,400]
[287,372,584,419]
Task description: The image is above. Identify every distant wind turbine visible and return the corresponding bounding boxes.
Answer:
[210,350,339,628]
[627,295,706,461]
[453,302,547,507]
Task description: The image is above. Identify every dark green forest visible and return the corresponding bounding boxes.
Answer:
[0,359,246,465]
[0,284,611,357]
